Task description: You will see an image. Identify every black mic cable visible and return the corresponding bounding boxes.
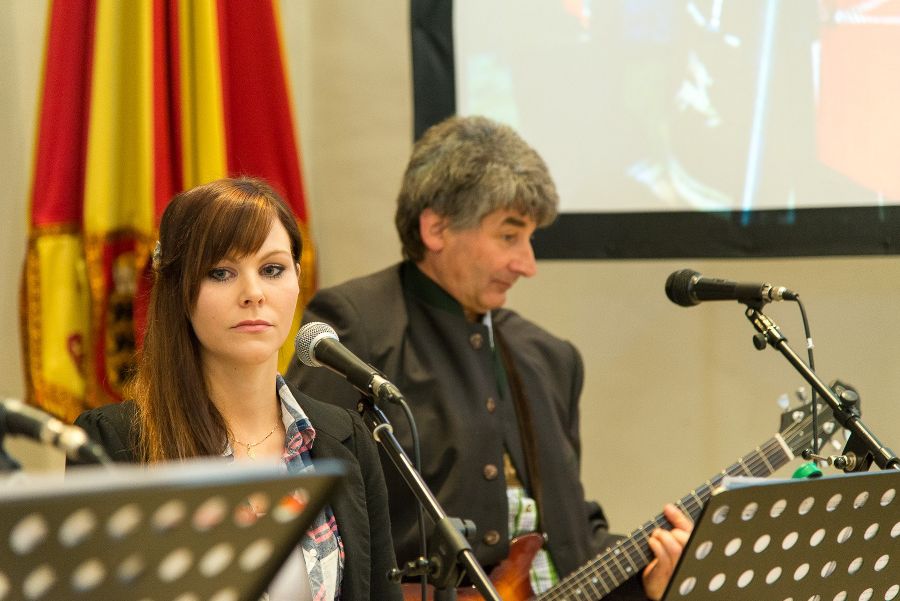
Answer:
[794,295,821,458]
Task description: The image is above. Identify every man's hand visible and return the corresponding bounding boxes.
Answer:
[642,504,693,600]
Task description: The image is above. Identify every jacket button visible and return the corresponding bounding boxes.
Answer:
[483,530,501,546]
[483,464,499,480]
[485,397,496,413]
[469,333,483,350]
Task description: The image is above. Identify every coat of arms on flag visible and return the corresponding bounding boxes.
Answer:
[23,0,314,422]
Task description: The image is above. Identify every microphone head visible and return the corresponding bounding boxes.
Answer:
[295,322,339,367]
[665,269,701,307]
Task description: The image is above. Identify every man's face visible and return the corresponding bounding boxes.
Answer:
[419,208,538,318]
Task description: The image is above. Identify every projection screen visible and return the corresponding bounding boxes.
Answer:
[411,0,900,258]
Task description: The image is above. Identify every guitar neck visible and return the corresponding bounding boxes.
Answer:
[537,433,794,600]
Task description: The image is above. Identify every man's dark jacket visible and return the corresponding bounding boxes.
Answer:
[286,263,647,599]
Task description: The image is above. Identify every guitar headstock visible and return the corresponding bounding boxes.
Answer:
[778,381,856,457]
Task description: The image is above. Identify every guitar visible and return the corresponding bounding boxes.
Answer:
[401,398,841,600]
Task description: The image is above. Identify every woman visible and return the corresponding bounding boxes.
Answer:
[72,177,401,601]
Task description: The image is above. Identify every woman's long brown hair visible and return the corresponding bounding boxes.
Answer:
[129,177,302,462]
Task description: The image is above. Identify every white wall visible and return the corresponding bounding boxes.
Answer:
[0,0,65,471]
[2,1,898,533]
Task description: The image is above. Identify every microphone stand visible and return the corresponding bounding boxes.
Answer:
[0,434,22,473]
[354,395,503,601]
[0,406,23,473]
[744,303,899,472]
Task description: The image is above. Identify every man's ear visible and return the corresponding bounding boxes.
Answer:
[419,208,449,252]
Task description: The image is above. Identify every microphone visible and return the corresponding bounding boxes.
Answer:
[295,322,404,404]
[0,398,110,464]
[665,268,798,307]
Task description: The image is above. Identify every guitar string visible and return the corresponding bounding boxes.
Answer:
[541,412,828,600]
[539,438,788,600]
[540,439,784,599]
[542,439,789,600]
[542,414,824,600]
[538,410,831,600]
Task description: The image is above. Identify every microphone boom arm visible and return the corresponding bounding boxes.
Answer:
[745,306,899,472]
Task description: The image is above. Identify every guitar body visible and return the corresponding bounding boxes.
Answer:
[400,533,543,601]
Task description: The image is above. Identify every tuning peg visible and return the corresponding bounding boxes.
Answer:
[800,450,856,470]
[794,386,809,403]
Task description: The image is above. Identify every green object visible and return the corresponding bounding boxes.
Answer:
[792,461,823,479]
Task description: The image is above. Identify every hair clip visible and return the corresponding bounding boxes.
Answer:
[152,240,161,270]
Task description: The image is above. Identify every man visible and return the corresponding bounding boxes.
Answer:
[287,115,690,599]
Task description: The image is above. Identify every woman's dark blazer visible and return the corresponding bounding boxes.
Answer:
[71,384,402,601]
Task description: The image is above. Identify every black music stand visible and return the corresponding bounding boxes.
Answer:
[663,470,900,601]
[0,458,344,601]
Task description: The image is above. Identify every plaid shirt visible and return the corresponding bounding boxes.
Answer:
[505,454,559,594]
[278,375,345,600]
[224,375,345,600]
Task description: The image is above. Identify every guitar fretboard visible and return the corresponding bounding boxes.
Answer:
[536,435,794,600]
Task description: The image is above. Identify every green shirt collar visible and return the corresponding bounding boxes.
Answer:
[401,260,465,317]
[401,262,495,347]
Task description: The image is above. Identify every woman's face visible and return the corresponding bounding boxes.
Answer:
[190,221,299,371]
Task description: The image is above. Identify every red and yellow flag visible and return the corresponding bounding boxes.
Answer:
[23,0,314,422]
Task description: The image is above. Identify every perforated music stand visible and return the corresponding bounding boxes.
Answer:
[663,470,900,601]
[0,458,344,601]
